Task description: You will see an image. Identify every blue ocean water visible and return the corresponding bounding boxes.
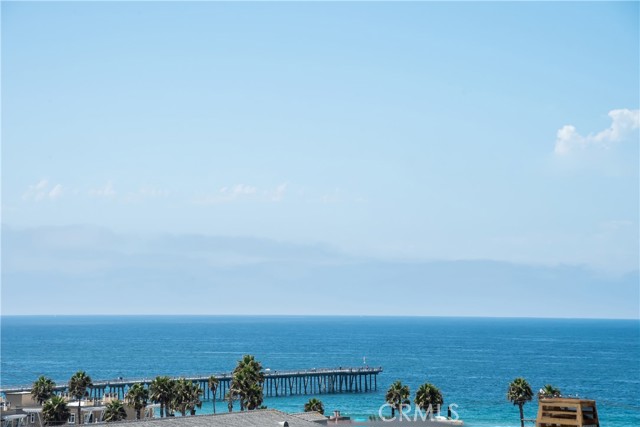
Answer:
[1,316,638,426]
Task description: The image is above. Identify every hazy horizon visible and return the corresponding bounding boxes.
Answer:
[2,224,638,318]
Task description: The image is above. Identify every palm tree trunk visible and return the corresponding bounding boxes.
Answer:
[213,387,216,414]
[160,403,164,418]
[519,404,525,427]
[391,407,395,418]
[137,409,141,420]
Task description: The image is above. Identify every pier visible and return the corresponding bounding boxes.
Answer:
[1,367,382,400]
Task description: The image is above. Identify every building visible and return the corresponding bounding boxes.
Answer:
[0,394,157,426]
[1,392,42,427]
[4,392,37,409]
[536,397,600,427]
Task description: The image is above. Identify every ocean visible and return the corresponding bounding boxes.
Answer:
[1,316,638,426]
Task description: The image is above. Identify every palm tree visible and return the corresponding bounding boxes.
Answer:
[68,371,92,424]
[229,369,247,411]
[304,398,325,415]
[42,396,70,426]
[233,355,265,384]
[125,383,149,420]
[507,377,533,427]
[150,376,174,418]
[385,380,410,419]
[231,355,265,411]
[187,383,203,415]
[538,384,561,399]
[32,376,56,405]
[414,383,444,416]
[208,375,219,414]
[171,378,189,417]
[103,400,127,423]
[171,378,203,416]
[244,383,263,411]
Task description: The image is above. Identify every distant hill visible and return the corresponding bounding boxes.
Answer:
[2,225,638,318]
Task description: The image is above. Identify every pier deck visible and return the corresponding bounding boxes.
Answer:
[1,367,382,400]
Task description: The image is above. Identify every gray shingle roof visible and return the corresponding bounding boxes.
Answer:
[290,412,328,423]
[112,409,321,427]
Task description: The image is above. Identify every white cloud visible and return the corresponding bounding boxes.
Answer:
[22,179,63,201]
[48,184,63,200]
[554,108,640,155]
[194,183,258,205]
[22,179,48,201]
[194,183,291,205]
[89,181,117,198]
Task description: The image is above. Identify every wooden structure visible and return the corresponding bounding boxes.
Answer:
[536,397,599,427]
[1,367,382,401]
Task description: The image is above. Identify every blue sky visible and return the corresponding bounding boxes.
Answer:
[2,2,638,316]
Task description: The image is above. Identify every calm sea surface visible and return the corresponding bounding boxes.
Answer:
[1,316,638,426]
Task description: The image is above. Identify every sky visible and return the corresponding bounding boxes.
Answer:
[2,2,639,317]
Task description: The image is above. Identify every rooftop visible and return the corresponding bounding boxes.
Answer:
[111,409,321,427]
[290,411,328,423]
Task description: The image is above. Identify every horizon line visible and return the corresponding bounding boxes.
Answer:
[1,314,638,321]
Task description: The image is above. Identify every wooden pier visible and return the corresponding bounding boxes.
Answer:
[1,367,382,401]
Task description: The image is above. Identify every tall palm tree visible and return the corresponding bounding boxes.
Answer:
[304,398,325,415]
[32,376,56,405]
[150,376,173,418]
[231,355,264,411]
[507,377,533,427]
[42,396,70,426]
[103,400,127,423]
[385,380,410,419]
[208,375,219,414]
[538,384,561,399]
[125,383,149,420]
[414,383,444,416]
[68,371,92,425]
